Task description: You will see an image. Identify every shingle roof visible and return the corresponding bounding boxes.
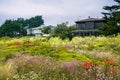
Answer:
[75,18,106,23]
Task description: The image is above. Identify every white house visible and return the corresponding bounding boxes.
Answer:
[25,25,45,36]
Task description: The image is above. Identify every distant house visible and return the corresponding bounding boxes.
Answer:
[72,17,106,36]
[25,25,45,36]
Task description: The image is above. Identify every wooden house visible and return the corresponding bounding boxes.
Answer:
[72,17,106,36]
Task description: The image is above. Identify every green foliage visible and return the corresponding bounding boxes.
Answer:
[16,18,28,27]
[0,36,120,62]
[0,36,120,79]
[24,43,53,56]
[0,20,27,37]
[101,0,120,36]
[41,26,51,34]
[51,23,76,39]
[0,15,44,37]
[51,47,90,61]
[0,36,11,41]
[28,15,44,28]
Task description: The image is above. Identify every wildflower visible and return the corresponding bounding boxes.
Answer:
[13,41,21,46]
[61,61,77,68]
[82,61,90,69]
[90,62,98,67]
[104,60,114,65]
[109,66,118,73]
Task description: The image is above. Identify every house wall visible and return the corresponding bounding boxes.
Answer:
[77,21,103,30]
[77,22,94,30]
[26,27,42,36]
[73,19,106,36]
[32,29,41,34]
[77,23,85,30]
[85,22,94,29]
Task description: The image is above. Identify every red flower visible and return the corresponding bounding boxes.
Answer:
[13,42,21,46]
[104,60,114,65]
[109,66,118,73]
[82,62,90,69]
[90,62,98,67]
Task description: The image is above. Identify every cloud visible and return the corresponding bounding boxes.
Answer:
[0,0,114,25]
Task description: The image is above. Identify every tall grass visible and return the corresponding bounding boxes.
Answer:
[0,36,120,79]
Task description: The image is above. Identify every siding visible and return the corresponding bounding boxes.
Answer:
[77,22,94,30]
[85,22,94,29]
[94,22,103,29]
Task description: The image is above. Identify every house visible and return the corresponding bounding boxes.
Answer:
[25,25,45,36]
[72,17,106,36]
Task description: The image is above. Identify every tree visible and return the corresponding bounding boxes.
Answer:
[29,15,44,28]
[16,18,29,27]
[100,0,120,36]
[51,23,76,39]
[26,15,44,36]
[0,15,44,37]
[0,20,27,37]
[41,26,51,34]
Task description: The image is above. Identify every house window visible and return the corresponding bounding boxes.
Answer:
[94,22,103,29]
[86,22,94,29]
[81,23,86,30]
[76,24,80,29]
[77,23,86,30]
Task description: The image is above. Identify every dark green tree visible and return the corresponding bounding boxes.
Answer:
[29,15,44,28]
[16,18,29,27]
[0,15,44,37]
[0,20,27,37]
[100,0,120,36]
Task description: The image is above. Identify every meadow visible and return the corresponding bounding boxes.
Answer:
[0,36,120,80]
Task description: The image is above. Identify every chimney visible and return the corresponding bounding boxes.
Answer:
[88,16,91,19]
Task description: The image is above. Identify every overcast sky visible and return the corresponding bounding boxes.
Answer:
[0,0,115,26]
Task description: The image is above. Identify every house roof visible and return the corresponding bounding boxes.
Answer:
[75,18,106,23]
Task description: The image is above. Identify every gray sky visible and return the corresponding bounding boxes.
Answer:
[0,0,115,26]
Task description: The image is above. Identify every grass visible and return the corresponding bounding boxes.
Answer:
[0,36,120,79]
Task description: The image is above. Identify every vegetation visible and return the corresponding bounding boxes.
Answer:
[0,15,44,37]
[0,36,120,79]
[1,1,120,79]
[100,0,120,36]
[41,26,52,34]
[0,20,27,37]
[28,15,44,28]
[51,23,76,39]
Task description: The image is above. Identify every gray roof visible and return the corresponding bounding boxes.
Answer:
[76,18,106,23]
[72,29,100,32]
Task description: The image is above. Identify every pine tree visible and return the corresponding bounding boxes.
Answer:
[100,0,120,36]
